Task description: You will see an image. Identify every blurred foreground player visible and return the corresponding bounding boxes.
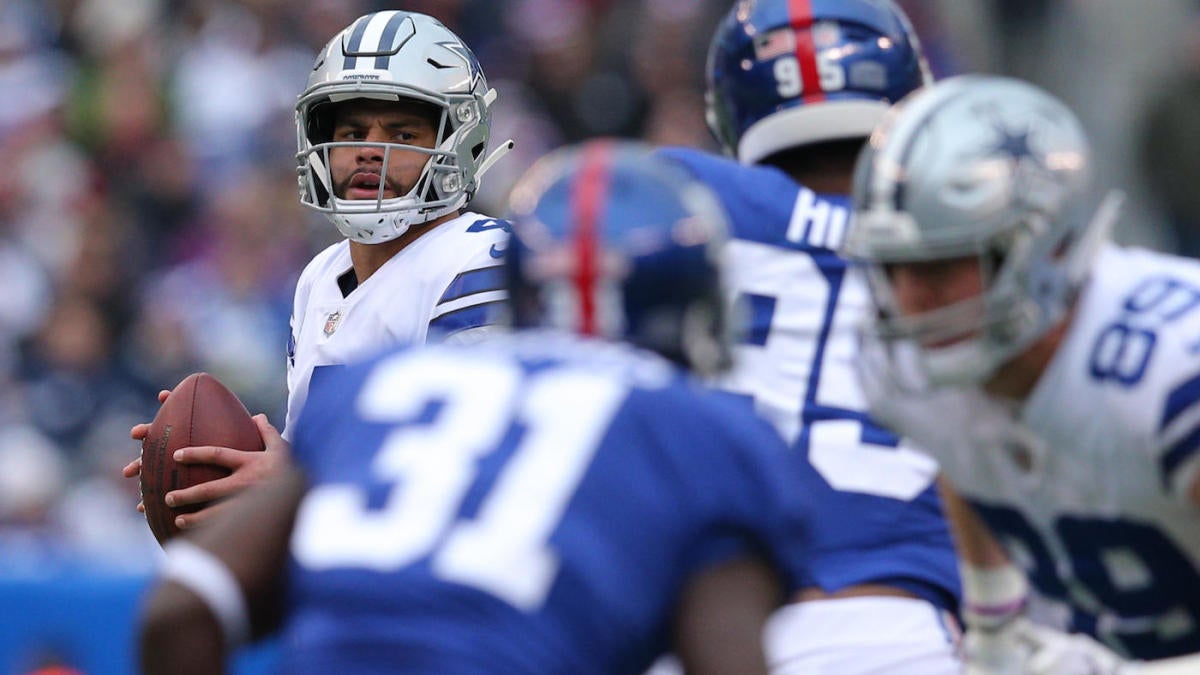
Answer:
[659,1,961,671]
[138,141,817,675]
[845,75,1200,672]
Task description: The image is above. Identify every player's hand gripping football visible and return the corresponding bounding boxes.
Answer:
[123,388,172,514]
[124,391,291,529]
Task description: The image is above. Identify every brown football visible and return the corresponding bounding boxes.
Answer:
[140,372,264,545]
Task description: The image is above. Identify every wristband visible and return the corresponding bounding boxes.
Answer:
[960,562,1029,630]
[161,539,251,648]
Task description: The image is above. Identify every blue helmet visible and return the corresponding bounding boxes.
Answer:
[506,140,732,374]
[706,0,931,164]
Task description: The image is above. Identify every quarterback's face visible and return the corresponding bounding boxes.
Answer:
[886,256,984,347]
[328,99,440,201]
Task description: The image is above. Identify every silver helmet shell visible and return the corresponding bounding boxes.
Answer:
[844,75,1117,388]
[296,11,506,244]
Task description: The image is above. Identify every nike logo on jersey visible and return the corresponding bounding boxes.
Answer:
[490,243,507,259]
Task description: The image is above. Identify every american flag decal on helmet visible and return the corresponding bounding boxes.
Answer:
[753,28,796,62]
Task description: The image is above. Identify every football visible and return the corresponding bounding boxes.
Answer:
[140,372,264,545]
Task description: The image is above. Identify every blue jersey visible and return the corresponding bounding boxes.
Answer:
[660,147,960,610]
[283,332,815,674]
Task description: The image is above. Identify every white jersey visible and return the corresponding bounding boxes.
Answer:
[864,243,1200,660]
[657,147,962,675]
[284,212,509,439]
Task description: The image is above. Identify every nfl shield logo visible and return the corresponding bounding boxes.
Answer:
[323,310,342,337]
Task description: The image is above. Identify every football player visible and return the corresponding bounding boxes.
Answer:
[656,1,962,672]
[844,74,1200,672]
[138,141,819,674]
[124,10,514,529]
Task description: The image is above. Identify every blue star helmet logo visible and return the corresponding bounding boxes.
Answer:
[986,122,1068,211]
[988,124,1043,167]
[436,40,484,87]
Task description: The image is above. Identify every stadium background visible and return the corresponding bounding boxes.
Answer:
[1,0,1198,673]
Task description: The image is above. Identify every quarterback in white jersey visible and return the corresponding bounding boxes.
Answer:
[846,75,1200,669]
[126,10,513,532]
[283,211,507,439]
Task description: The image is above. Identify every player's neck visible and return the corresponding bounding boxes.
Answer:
[983,317,1071,401]
[787,168,852,195]
[348,211,459,284]
[763,141,860,194]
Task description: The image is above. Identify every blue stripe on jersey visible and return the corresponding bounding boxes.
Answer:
[740,293,776,346]
[428,300,504,339]
[374,12,409,69]
[1162,426,1200,489]
[343,16,371,69]
[438,267,505,306]
[1160,370,1200,430]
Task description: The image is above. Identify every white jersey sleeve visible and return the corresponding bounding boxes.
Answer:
[283,212,510,440]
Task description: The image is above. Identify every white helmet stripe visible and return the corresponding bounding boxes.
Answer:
[343,11,404,69]
[371,13,413,70]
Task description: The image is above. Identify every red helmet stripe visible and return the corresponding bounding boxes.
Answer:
[788,0,826,103]
[570,141,613,336]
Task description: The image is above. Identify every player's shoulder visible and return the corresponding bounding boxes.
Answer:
[656,146,797,213]
[1064,245,1200,459]
[1074,245,1200,357]
[656,146,848,250]
[296,240,351,287]
[437,211,511,242]
[409,211,509,274]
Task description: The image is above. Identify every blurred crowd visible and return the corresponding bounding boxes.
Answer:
[1,0,1200,572]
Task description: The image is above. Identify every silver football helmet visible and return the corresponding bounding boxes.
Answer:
[843,75,1121,387]
[295,11,513,244]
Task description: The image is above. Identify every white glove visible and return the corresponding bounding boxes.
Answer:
[965,616,1126,675]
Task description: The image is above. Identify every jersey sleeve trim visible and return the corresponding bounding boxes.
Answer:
[437,266,505,307]
[428,300,505,339]
[1159,370,1200,489]
[1162,370,1200,431]
[1162,427,1200,490]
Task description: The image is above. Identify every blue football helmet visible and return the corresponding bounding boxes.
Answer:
[706,0,932,164]
[505,140,732,374]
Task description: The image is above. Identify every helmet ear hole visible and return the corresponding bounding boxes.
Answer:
[307,100,335,144]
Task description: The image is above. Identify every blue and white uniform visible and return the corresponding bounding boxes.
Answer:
[661,147,961,673]
[284,212,509,439]
[282,332,815,674]
[862,244,1200,660]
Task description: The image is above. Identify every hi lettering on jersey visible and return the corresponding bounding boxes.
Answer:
[785,187,849,250]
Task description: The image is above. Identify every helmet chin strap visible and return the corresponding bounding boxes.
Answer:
[478,139,515,181]
[475,88,514,181]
